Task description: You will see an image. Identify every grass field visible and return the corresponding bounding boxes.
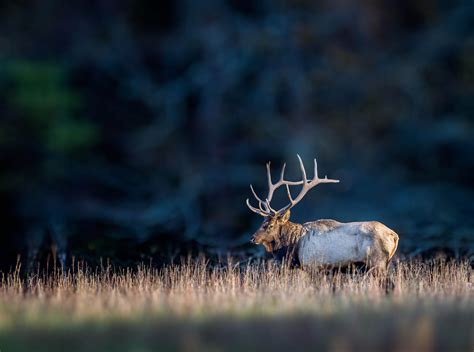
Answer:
[0,258,473,352]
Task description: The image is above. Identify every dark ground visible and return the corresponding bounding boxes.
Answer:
[2,307,473,352]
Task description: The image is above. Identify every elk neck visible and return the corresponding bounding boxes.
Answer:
[278,221,304,247]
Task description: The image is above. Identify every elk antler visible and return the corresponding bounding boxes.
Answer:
[246,155,339,217]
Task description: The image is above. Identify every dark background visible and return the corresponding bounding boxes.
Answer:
[0,0,473,271]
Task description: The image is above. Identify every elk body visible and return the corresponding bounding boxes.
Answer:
[247,156,399,272]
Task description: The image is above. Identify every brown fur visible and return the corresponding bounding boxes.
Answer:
[251,210,303,252]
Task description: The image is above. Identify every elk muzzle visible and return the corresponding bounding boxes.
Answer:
[250,233,261,244]
[251,231,275,252]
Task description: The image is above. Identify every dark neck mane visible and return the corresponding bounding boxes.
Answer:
[277,221,303,248]
[273,221,303,266]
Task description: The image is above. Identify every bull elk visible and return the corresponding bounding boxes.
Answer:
[246,155,399,272]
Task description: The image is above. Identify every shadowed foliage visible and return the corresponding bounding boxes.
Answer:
[0,1,473,268]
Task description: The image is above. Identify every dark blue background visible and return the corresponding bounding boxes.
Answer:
[0,0,473,269]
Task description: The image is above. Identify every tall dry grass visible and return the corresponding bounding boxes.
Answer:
[0,258,472,323]
[0,258,473,351]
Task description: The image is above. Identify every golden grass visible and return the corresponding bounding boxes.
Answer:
[0,258,473,351]
[1,258,472,323]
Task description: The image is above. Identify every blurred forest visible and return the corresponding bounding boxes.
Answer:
[0,0,473,270]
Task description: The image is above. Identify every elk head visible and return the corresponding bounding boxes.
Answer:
[247,155,339,252]
[250,209,291,252]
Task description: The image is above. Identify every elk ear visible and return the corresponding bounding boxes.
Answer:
[279,209,291,223]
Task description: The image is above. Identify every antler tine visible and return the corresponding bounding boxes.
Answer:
[280,162,286,182]
[285,184,294,203]
[296,154,307,182]
[277,156,340,213]
[265,199,278,214]
[250,184,269,212]
[250,185,262,203]
[265,161,281,204]
[250,185,263,205]
[246,198,269,217]
[313,158,318,180]
[247,160,292,217]
[310,157,338,184]
[266,161,303,202]
[266,162,280,204]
